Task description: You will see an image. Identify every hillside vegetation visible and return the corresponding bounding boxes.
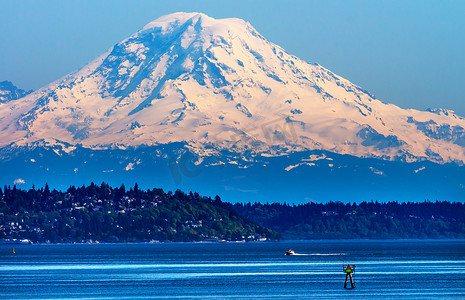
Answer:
[0,183,278,243]
[233,201,465,239]
[1,183,464,243]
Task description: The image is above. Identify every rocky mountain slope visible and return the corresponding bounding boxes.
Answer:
[0,81,32,103]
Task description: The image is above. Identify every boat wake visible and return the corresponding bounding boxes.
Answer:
[290,253,346,256]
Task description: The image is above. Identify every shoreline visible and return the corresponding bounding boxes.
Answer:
[2,238,465,246]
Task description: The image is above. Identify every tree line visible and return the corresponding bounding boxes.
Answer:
[0,183,278,243]
[1,182,464,242]
[233,200,465,239]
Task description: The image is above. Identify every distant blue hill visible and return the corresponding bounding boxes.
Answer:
[1,143,464,204]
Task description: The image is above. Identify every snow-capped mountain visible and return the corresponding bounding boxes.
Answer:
[1,12,464,165]
[0,81,32,103]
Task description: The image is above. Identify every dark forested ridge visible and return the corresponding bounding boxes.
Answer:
[1,183,464,243]
[233,201,465,240]
[0,183,277,243]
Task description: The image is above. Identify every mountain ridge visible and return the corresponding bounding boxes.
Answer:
[0,81,32,103]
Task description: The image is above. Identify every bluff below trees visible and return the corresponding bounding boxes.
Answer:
[233,201,465,239]
[0,183,277,243]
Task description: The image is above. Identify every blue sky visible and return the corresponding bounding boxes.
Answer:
[1,0,464,115]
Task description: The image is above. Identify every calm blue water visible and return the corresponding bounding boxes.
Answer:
[1,241,464,299]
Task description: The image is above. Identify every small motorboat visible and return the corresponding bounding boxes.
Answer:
[285,249,295,255]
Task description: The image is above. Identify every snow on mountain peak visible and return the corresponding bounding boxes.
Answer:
[140,12,252,35]
[141,12,212,32]
[1,12,465,164]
